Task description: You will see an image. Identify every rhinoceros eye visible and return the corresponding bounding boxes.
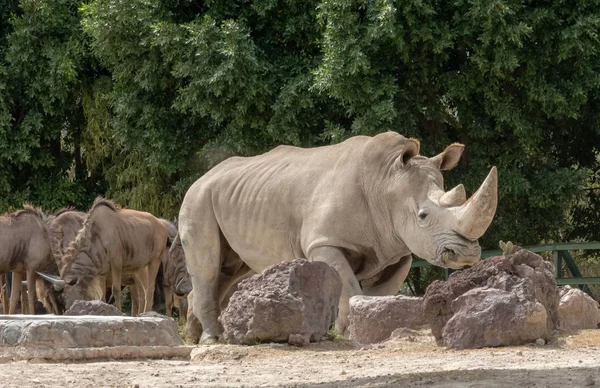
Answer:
[418,209,429,221]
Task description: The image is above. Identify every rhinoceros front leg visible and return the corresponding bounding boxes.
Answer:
[309,246,363,335]
[362,255,412,296]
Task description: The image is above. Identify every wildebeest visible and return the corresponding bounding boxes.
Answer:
[178,131,498,343]
[0,205,52,314]
[163,230,192,319]
[46,198,169,312]
[35,208,86,314]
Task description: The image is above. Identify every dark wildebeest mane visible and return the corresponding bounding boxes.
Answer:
[6,204,49,223]
[52,207,78,217]
[63,197,120,267]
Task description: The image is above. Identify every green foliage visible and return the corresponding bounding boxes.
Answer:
[0,0,599,255]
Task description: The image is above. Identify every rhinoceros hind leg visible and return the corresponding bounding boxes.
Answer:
[180,206,223,344]
[309,246,363,336]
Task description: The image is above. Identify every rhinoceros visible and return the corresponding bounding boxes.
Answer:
[178,131,498,343]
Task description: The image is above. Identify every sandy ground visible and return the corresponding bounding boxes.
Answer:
[1,329,600,388]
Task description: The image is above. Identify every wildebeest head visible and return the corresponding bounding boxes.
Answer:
[39,202,109,308]
[165,233,192,297]
[368,135,497,269]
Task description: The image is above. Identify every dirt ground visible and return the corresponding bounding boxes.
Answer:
[2,329,600,388]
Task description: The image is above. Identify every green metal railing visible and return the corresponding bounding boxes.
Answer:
[411,242,600,295]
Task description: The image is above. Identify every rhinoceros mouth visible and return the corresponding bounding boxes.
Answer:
[435,237,481,269]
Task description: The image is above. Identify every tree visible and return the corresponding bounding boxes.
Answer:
[1,0,599,251]
[0,0,98,211]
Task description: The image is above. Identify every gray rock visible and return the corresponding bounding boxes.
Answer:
[64,300,124,316]
[535,338,546,346]
[557,286,600,330]
[219,259,342,345]
[0,314,184,356]
[423,248,559,349]
[347,295,426,344]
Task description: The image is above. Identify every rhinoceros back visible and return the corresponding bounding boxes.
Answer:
[191,138,372,271]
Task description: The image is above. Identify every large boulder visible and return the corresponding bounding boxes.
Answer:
[347,295,426,344]
[557,286,600,330]
[423,248,558,349]
[64,300,124,316]
[219,259,342,345]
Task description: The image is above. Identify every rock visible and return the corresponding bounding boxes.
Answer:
[219,259,342,345]
[288,333,311,346]
[535,338,546,346]
[64,300,124,316]
[389,327,419,339]
[423,248,558,349]
[557,286,600,330]
[584,376,595,386]
[139,311,166,319]
[347,295,426,344]
[0,314,188,361]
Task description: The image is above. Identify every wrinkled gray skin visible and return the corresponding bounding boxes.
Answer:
[179,132,498,343]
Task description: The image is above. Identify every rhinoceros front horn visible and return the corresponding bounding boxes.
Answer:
[37,272,67,291]
[453,166,498,240]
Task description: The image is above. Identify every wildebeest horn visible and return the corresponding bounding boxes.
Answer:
[439,184,467,208]
[452,167,498,240]
[37,272,67,291]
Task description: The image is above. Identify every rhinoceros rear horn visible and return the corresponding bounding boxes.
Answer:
[37,272,67,291]
[440,184,467,208]
[453,167,498,240]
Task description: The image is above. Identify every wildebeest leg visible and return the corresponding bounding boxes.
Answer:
[309,246,363,335]
[99,275,107,302]
[131,269,147,316]
[175,295,187,322]
[129,283,138,316]
[8,272,22,314]
[362,255,413,296]
[165,289,173,317]
[26,268,37,315]
[0,275,7,314]
[143,259,161,313]
[111,266,122,311]
[20,288,29,315]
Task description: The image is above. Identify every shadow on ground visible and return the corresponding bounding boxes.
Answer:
[288,367,600,388]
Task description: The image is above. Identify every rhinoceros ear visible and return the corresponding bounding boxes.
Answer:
[394,138,420,168]
[431,143,464,171]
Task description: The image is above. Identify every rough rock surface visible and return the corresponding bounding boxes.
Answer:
[557,286,600,330]
[423,248,558,349]
[0,315,183,348]
[347,295,427,344]
[219,259,342,345]
[64,300,124,316]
